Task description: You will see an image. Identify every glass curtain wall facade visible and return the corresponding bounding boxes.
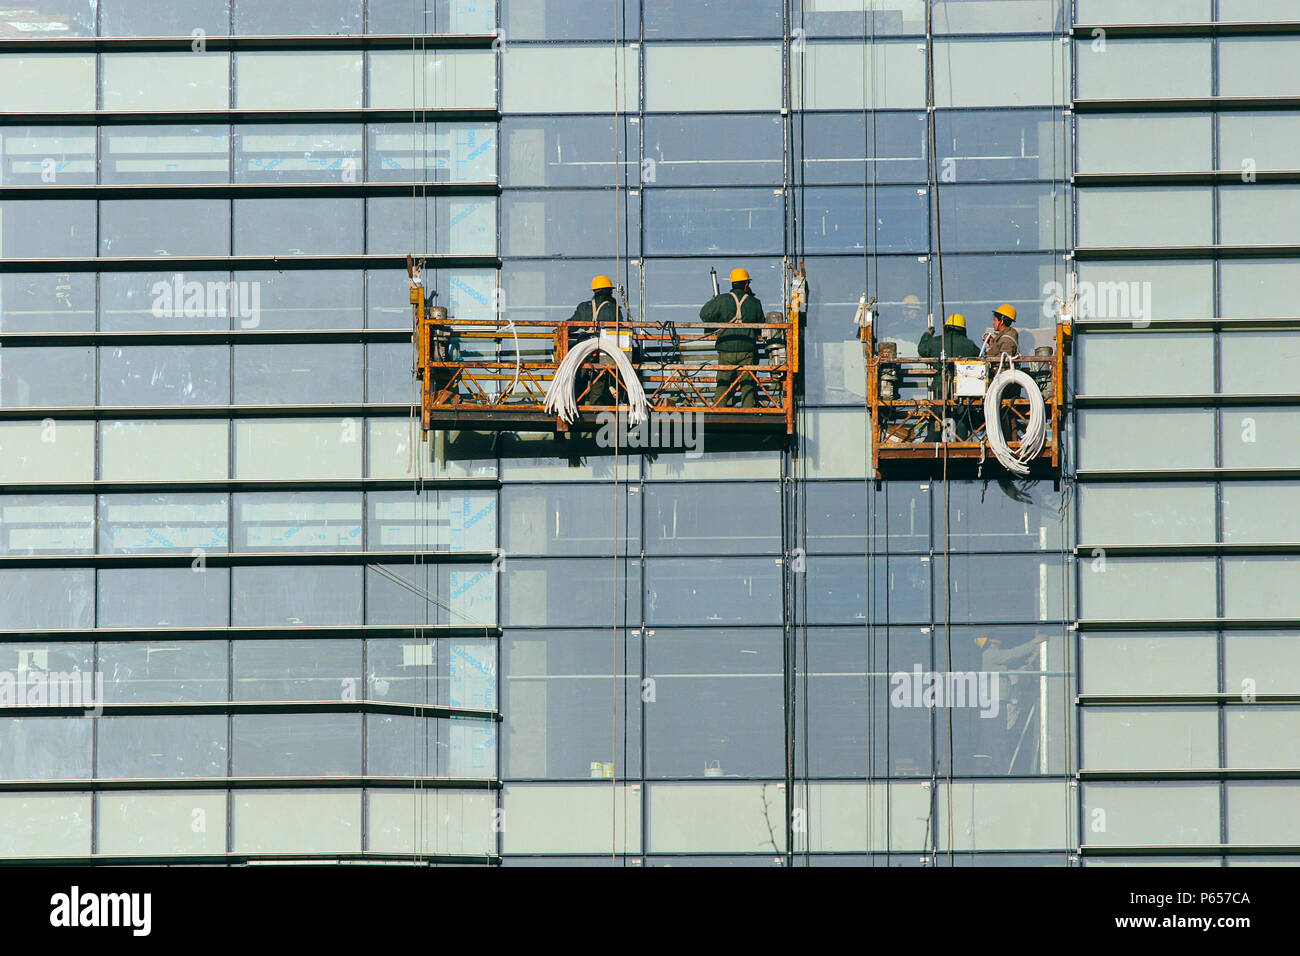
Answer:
[1074,0,1300,866]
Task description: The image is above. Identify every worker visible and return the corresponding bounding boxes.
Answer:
[986,304,1021,440]
[566,275,625,406]
[975,633,1047,774]
[901,294,924,330]
[700,267,764,408]
[917,313,978,441]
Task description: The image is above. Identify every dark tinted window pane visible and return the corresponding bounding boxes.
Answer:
[645,0,781,38]
[802,112,927,185]
[231,565,363,626]
[645,557,782,626]
[937,184,1066,253]
[502,484,641,556]
[232,714,360,776]
[233,343,362,404]
[233,0,361,34]
[102,0,229,36]
[233,639,360,701]
[368,122,497,183]
[644,188,782,256]
[500,0,636,40]
[233,198,363,256]
[2,201,95,258]
[940,480,1068,552]
[98,715,227,777]
[97,568,231,627]
[645,483,781,555]
[99,641,228,702]
[366,712,496,777]
[367,562,497,627]
[0,718,92,779]
[936,110,1065,183]
[802,186,927,255]
[0,273,95,332]
[369,0,494,34]
[501,558,636,628]
[100,200,230,258]
[1,346,93,407]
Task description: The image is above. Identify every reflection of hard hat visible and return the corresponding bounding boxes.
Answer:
[945,313,967,330]
[974,636,989,649]
[730,268,751,283]
[591,275,614,290]
[993,303,1017,323]
[902,295,921,308]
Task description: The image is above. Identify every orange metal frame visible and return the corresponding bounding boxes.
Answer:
[411,265,802,438]
[859,319,1072,478]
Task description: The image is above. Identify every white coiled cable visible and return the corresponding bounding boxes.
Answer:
[544,336,649,426]
[983,355,1046,476]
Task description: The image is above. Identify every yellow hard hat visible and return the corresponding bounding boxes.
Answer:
[945,313,966,330]
[993,303,1017,323]
[974,636,989,649]
[729,268,750,283]
[591,275,614,290]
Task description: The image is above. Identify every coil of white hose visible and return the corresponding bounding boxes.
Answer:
[983,357,1046,476]
[544,335,649,426]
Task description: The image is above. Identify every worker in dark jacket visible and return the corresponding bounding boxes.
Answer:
[986,304,1022,440]
[566,275,625,406]
[918,313,979,441]
[700,267,763,408]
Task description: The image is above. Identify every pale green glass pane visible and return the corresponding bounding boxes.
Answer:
[1226,707,1300,768]
[233,791,361,853]
[1077,188,1212,248]
[234,419,362,480]
[101,421,228,482]
[1076,39,1212,99]
[1079,557,1217,620]
[366,420,495,479]
[1219,0,1298,19]
[794,782,883,853]
[235,53,363,110]
[501,784,641,854]
[1219,115,1300,171]
[1223,557,1300,617]
[500,47,634,113]
[1078,484,1215,544]
[933,0,1060,32]
[1221,260,1300,318]
[0,422,94,483]
[1082,783,1220,846]
[793,41,926,110]
[938,780,1073,851]
[370,51,497,110]
[97,792,226,856]
[1077,116,1211,174]
[1220,332,1300,394]
[1077,332,1214,395]
[1220,38,1300,97]
[1221,409,1300,469]
[934,39,1067,108]
[1077,0,1211,21]
[367,791,496,855]
[1225,633,1300,694]
[1224,484,1300,543]
[647,782,785,854]
[1221,186,1300,246]
[1076,261,1213,320]
[102,53,230,111]
[646,44,782,112]
[0,56,95,111]
[1227,782,1300,845]
[1077,410,1215,471]
[802,408,868,478]
[0,794,91,858]
[1080,633,1218,696]
[1083,708,1219,769]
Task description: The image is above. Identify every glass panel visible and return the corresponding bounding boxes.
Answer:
[366,711,496,777]
[230,565,363,626]
[1223,557,1300,617]
[97,715,227,777]
[645,0,782,38]
[101,0,230,36]
[0,794,91,857]
[940,480,1067,551]
[232,714,360,776]
[1224,483,1300,543]
[1227,782,1300,846]
[1078,332,1214,395]
[1080,633,1218,696]
[934,39,1067,108]
[502,783,641,854]
[97,567,231,627]
[644,187,783,256]
[1083,708,1219,769]
[1078,557,1217,621]
[499,46,635,113]
[99,640,228,702]
[1221,331,1300,394]
[368,267,496,328]
[234,52,363,110]
[233,791,361,853]
[368,490,496,552]
[1077,0,1211,21]
[102,53,230,111]
[366,635,496,706]
[1222,408,1300,468]
[0,126,95,185]
[1079,484,1216,544]
[233,419,362,480]
[501,484,641,556]
[936,109,1065,182]
[100,420,229,481]
[1077,409,1215,471]
[501,558,635,627]
[0,55,95,111]
[366,790,496,856]
[647,783,786,853]
[0,496,93,554]
[503,629,638,779]
[794,41,926,110]
[1225,707,1300,769]
[98,792,227,856]
[99,494,228,554]
[1225,632,1300,695]
[1077,187,1212,248]
[4,0,94,34]
[0,568,93,629]
[233,492,362,551]
[644,483,780,555]
[233,197,363,256]
[0,273,95,333]
[237,270,362,331]
[1081,783,1219,846]
[0,346,93,407]
[99,345,230,406]
[233,0,361,34]
[1220,38,1300,98]
[367,195,496,256]
[369,122,497,183]
[643,114,784,187]
[804,185,928,255]
[942,554,1067,623]
[369,50,498,110]
[1076,261,1214,321]
[935,780,1071,852]
[0,421,94,483]
[1219,114,1300,172]
[1076,39,1212,99]
[938,183,1066,253]
[645,43,783,112]
[644,557,782,626]
[100,200,231,258]
[0,718,92,779]
[0,200,95,258]
[1077,115,1211,174]
[369,0,496,34]
[101,126,230,185]
[933,0,1061,32]
[367,562,497,627]
[503,190,639,257]
[803,408,869,478]
[1221,260,1300,319]
[503,115,632,188]
[1221,185,1300,246]
[100,272,231,332]
[234,124,362,184]
[233,343,362,404]
[802,111,927,186]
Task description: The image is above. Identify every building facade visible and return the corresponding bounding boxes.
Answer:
[0,0,1292,865]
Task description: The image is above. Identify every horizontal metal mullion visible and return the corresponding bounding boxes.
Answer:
[1075,394,1300,408]
[1079,694,1300,706]
[0,700,500,720]
[1074,244,1300,260]
[0,776,499,793]
[1076,468,1300,482]
[1074,170,1300,186]
[0,851,501,866]
[1080,769,1300,781]
[0,182,499,199]
[1077,316,1300,331]
[1076,618,1300,632]
[0,330,412,346]
[0,404,414,420]
[1081,843,1300,857]
[0,478,500,494]
[0,33,497,52]
[0,108,500,125]
[0,255,500,273]
[1072,21,1300,39]
[0,550,497,568]
[1074,542,1300,557]
[1073,96,1300,112]
[0,625,500,641]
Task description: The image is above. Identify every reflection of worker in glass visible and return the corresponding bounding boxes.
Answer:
[901,294,923,328]
[567,275,625,406]
[975,632,1047,774]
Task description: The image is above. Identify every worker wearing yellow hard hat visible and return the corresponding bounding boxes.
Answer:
[700,266,764,408]
[591,275,614,291]
[564,274,627,406]
[917,310,979,442]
